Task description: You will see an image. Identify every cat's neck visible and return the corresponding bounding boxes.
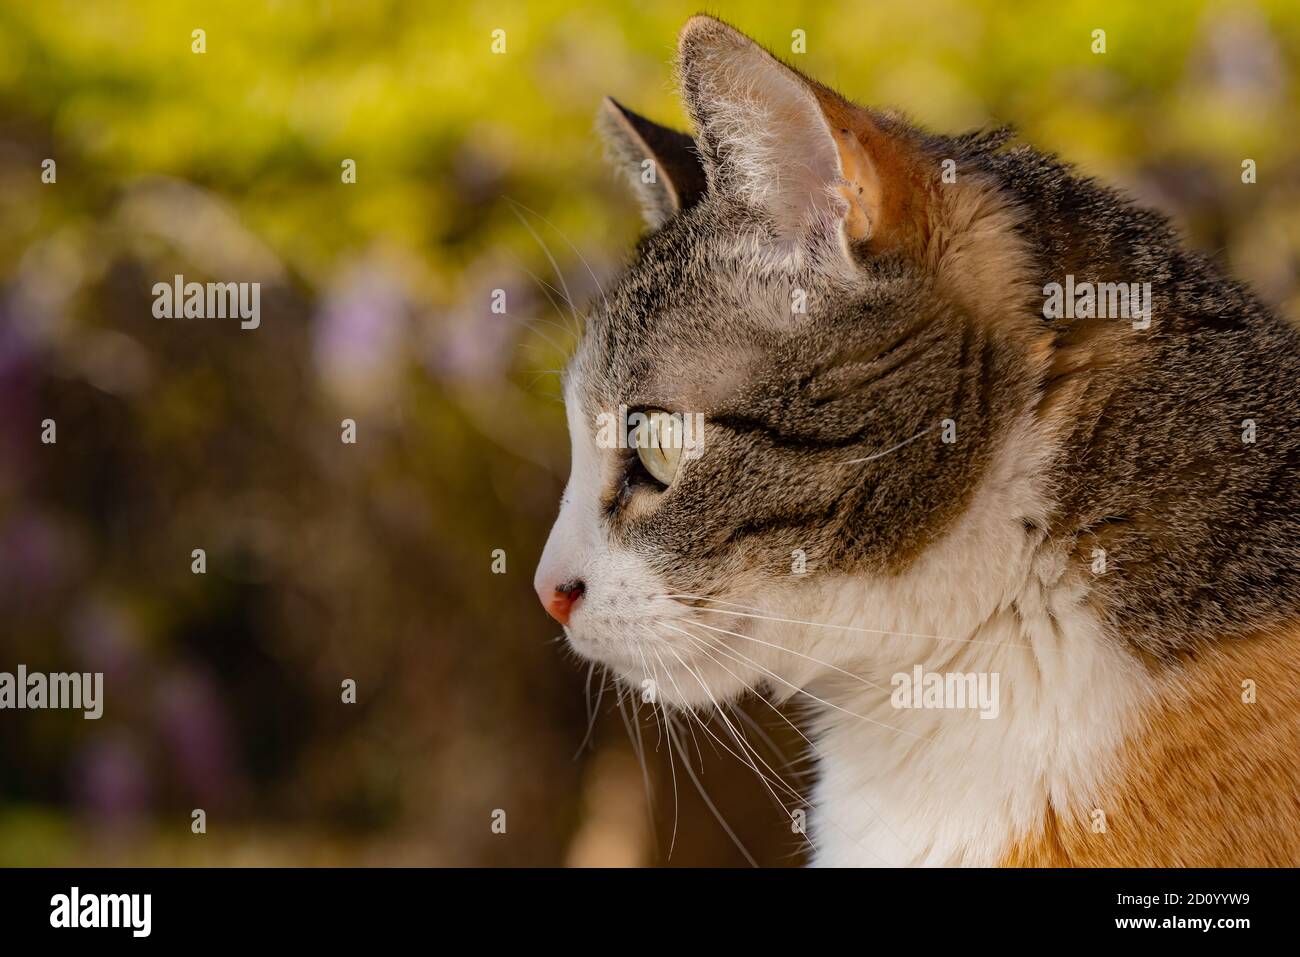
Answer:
[764,413,1150,865]
[797,579,1147,866]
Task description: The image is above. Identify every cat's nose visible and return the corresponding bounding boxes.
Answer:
[538,578,585,625]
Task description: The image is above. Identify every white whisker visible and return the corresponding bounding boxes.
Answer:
[661,703,759,868]
[659,638,806,808]
[506,204,583,338]
[687,617,891,693]
[573,661,605,759]
[666,594,1027,648]
[838,424,934,465]
[670,625,916,862]
[664,622,932,741]
[503,196,610,321]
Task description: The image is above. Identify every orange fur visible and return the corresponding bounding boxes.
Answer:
[1001,625,1300,866]
[817,91,1052,381]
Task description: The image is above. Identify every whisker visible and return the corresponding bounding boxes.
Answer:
[664,623,932,741]
[527,368,565,386]
[523,367,569,405]
[506,202,583,338]
[714,704,821,856]
[515,268,580,333]
[664,630,820,837]
[659,637,806,809]
[673,624,918,861]
[513,261,579,314]
[671,627,819,755]
[573,661,604,760]
[666,594,1027,649]
[643,672,667,752]
[838,424,935,466]
[650,647,680,859]
[663,710,759,868]
[687,617,891,693]
[728,703,815,775]
[652,645,708,765]
[613,682,647,790]
[614,677,660,851]
[508,264,577,352]
[656,640,812,814]
[503,196,610,320]
[631,647,659,832]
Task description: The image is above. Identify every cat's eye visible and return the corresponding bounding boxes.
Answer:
[632,409,683,487]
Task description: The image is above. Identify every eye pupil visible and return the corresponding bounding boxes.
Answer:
[631,409,683,487]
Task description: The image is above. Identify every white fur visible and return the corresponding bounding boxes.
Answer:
[535,383,713,679]
[539,15,1158,868]
[741,414,1149,865]
[677,25,852,266]
[540,383,1152,866]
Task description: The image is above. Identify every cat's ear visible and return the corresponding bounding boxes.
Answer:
[676,16,914,259]
[597,97,708,229]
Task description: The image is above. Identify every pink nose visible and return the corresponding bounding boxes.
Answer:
[539,579,585,625]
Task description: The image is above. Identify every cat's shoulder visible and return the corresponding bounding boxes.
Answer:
[1003,622,1300,866]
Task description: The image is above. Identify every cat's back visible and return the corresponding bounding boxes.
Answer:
[975,144,1300,865]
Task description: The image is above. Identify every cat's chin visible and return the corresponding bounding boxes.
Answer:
[567,633,761,711]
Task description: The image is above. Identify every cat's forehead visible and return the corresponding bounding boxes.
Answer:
[573,211,781,414]
[571,312,759,418]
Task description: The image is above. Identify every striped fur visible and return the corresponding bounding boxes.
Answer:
[537,15,1300,866]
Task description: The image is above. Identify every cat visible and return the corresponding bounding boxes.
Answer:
[534,14,1300,866]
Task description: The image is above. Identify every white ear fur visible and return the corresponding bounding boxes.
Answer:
[676,17,849,245]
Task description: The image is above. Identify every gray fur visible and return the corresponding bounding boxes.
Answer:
[574,25,1300,660]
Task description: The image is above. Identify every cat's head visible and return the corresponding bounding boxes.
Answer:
[534,16,1047,707]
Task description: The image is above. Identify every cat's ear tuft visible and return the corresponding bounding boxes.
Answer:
[597,97,707,229]
[675,15,916,260]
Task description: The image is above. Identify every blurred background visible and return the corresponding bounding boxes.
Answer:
[0,0,1297,866]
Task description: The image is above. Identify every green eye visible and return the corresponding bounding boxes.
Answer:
[634,410,683,486]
